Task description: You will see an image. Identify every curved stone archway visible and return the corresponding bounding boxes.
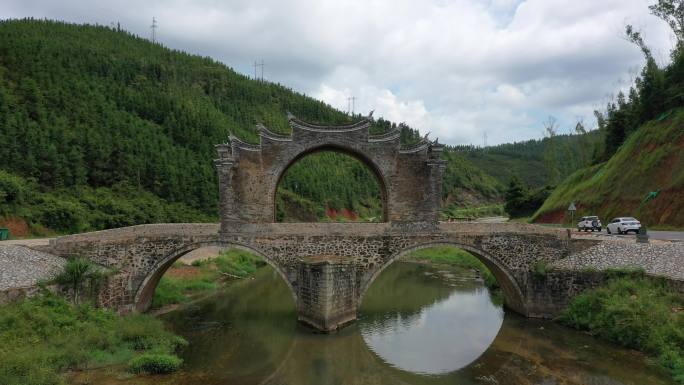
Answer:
[133,241,298,312]
[271,144,390,222]
[358,242,528,316]
[214,115,445,231]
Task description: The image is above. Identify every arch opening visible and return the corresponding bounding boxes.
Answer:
[357,244,516,375]
[273,145,389,223]
[134,242,297,313]
[360,242,526,316]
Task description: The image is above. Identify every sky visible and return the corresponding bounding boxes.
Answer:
[1,0,676,145]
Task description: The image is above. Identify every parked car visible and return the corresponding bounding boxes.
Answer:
[577,216,602,232]
[606,217,641,234]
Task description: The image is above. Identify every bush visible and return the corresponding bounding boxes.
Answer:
[128,353,183,374]
[0,170,29,208]
[53,257,104,303]
[559,276,684,383]
[0,293,186,384]
[35,197,87,233]
[532,261,549,279]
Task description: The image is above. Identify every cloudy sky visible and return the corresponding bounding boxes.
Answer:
[2,0,676,145]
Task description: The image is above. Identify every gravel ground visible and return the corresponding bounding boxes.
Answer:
[0,245,66,290]
[554,241,684,280]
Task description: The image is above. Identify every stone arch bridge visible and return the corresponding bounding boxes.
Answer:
[39,116,598,331]
[43,222,589,331]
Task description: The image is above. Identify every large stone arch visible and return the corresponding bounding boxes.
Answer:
[214,115,446,232]
[133,241,298,312]
[359,241,528,316]
[271,143,390,222]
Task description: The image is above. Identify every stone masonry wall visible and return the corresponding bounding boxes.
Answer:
[215,117,446,230]
[44,222,662,331]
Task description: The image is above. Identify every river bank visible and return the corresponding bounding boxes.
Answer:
[2,246,682,384]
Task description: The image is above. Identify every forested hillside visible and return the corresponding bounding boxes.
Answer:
[454,131,602,189]
[0,19,510,234]
[533,108,683,227]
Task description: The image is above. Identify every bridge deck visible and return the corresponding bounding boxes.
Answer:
[46,222,569,245]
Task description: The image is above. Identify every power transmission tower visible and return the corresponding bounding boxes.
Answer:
[351,96,356,115]
[253,60,264,82]
[483,131,488,148]
[150,17,157,43]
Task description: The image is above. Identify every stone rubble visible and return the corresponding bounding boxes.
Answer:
[0,245,66,291]
[553,240,684,280]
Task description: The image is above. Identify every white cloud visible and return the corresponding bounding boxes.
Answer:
[1,0,676,145]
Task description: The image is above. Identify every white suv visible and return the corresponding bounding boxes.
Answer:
[607,217,641,234]
[577,216,602,232]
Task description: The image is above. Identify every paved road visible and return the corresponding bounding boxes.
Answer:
[574,229,684,242]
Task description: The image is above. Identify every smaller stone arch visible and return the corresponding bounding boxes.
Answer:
[358,242,528,316]
[271,144,390,222]
[133,241,298,312]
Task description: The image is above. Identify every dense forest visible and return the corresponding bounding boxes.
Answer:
[453,130,603,189]
[0,19,603,234]
[0,19,430,232]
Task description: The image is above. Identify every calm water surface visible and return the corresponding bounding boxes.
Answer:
[74,262,675,385]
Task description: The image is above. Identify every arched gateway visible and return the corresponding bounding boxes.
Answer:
[43,116,580,332]
[214,115,446,228]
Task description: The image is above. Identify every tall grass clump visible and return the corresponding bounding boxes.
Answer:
[53,257,104,303]
[559,273,684,383]
[0,292,186,385]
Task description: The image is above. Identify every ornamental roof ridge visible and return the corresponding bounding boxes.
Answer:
[257,123,292,141]
[399,138,431,153]
[288,116,370,132]
[368,129,401,142]
[229,135,261,152]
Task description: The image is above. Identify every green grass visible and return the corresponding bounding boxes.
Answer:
[405,246,498,289]
[0,292,187,385]
[151,276,217,308]
[559,273,684,383]
[152,248,266,308]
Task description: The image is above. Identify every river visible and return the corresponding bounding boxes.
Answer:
[74,261,675,385]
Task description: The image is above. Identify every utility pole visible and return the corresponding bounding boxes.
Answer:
[150,17,157,43]
[253,60,264,82]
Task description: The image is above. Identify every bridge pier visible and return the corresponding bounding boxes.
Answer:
[296,256,358,332]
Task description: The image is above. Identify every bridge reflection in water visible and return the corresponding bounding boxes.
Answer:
[69,261,672,385]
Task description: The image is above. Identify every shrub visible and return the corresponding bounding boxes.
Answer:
[53,257,102,303]
[128,353,183,374]
[559,276,684,383]
[0,293,186,384]
[532,261,549,279]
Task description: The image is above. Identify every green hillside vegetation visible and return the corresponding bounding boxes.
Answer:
[277,152,384,222]
[0,19,422,232]
[0,18,533,231]
[533,108,684,227]
[534,3,684,228]
[454,130,602,189]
